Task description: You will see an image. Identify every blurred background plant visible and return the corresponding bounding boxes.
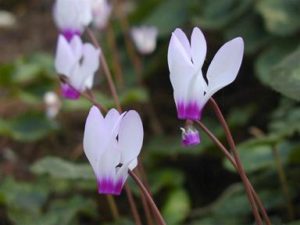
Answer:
[0,0,300,224]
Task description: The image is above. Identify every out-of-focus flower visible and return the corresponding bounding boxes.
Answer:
[44,92,62,119]
[131,26,158,55]
[0,10,16,28]
[90,0,112,30]
[53,0,92,41]
[168,27,244,121]
[55,35,100,100]
[83,106,144,195]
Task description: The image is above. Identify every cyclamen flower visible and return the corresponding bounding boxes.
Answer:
[168,27,244,121]
[90,0,112,30]
[44,92,61,119]
[131,26,158,55]
[83,106,144,195]
[53,0,92,41]
[55,35,100,100]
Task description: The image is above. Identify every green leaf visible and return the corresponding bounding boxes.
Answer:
[267,46,300,101]
[225,12,272,54]
[162,188,191,225]
[143,0,188,37]
[0,112,58,142]
[35,196,97,225]
[149,169,185,194]
[192,0,252,30]
[224,139,292,173]
[256,0,300,36]
[255,41,297,86]
[0,178,49,225]
[31,156,94,180]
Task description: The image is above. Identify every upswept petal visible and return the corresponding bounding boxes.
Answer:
[55,35,76,77]
[97,140,120,179]
[53,0,92,32]
[81,44,100,89]
[168,34,195,103]
[118,110,143,168]
[82,44,100,73]
[191,27,207,68]
[83,106,105,174]
[173,28,191,58]
[206,37,244,96]
[103,108,123,138]
[70,36,83,61]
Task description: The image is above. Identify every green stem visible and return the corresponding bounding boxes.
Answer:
[272,145,294,220]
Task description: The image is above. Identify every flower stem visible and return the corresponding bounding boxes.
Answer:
[86,28,122,112]
[129,170,167,225]
[208,98,264,225]
[272,145,294,220]
[124,184,142,225]
[106,22,125,89]
[106,195,120,220]
[196,120,271,225]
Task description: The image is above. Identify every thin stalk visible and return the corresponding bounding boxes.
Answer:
[106,195,120,220]
[106,23,125,89]
[86,28,122,112]
[129,170,167,225]
[272,145,294,220]
[196,121,271,225]
[208,98,263,225]
[125,184,142,225]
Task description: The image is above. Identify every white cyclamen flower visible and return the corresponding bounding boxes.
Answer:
[44,92,61,119]
[53,0,92,41]
[83,106,144,195]
[168,27,244,120]
[90,0,112,30]
[55,35,100,100]
[131,26,158,55]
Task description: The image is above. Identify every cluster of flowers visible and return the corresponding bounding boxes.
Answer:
[51,0,244,196]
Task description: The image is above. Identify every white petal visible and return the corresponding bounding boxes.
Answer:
[128,158,138,170]
[206,37,244,96]
[53,0,92,32]
[173,28,191,58]
[187,70,207,106]
[104,108,123,138]
[54,35,76,77]
[82,44,100,89]
[118,110,143,166]
[70,36,83,61]
[98,140,120,179]
[83,106,105,174]
[191,27,207,68]
[168,34,195,103]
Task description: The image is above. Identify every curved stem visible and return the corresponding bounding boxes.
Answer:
[129,170,167,225]
[125,184,142,225]
[86,28,122,112]
[208,98,264,225]
[196,121,271,225]
[106,195,120,220]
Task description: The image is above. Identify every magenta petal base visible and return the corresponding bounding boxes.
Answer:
[177,101,202,120]
[181,128,200,147]
[61,29,81,42]
[60,83,80,100]
[97,178,124,195]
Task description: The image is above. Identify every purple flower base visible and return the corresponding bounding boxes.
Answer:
[182,129,200,147]
[97,178,124,195]
[177,101,202,120]
[60,83,80,100]
[61,29,81,42]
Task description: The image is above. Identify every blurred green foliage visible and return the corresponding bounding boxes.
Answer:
[0,0,300,224]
